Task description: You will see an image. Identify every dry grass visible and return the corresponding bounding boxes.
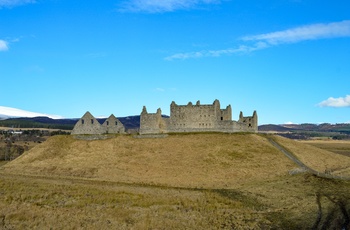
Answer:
[1,171,350,229]
[271,135,350,176]
[300,139,350,156]
[2,134,297,189]
[1,133,350,229]
[298,139,350,177]
[0,173,275,229]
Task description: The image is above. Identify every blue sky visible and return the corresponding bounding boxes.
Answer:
[1,0,350,124]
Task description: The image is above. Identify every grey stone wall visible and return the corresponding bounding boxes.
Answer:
[71,112,105,135]
[72,99,258,135]
[71,112,125,135]
[140,99,258,134]
[102,114,125,134]
[140,107,165,134]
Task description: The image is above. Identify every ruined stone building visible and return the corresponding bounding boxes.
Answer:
[140,99,258,134]
[71,111,125,135]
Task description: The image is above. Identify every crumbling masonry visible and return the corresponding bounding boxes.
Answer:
[71,99,258,135]
[140,99,258,134]
[71,112,125,135]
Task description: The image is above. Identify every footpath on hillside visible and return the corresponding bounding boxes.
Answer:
[266,136,350,181]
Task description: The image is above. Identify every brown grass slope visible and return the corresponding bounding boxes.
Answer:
[272,135,350,176]
[2,134,350,229]
[3,133,350,188]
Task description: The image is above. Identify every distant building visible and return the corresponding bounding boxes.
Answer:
[71,112,125,135]
[140,99,258,134]
[8,130,23,135]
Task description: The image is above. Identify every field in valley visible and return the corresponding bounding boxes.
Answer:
[1,133,350,229]
[300,139,350,157]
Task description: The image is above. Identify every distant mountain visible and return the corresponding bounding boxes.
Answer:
[0,115,142,131]
[0,114,12,120]
[0,116,78,130]
[259,123,350,140]
[281,123,350,132]
[260,123,350,132]
[0,106,63,119]
[258,124,293,132]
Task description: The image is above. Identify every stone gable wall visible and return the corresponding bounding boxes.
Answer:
[72,112,125,135]
[102,115,125,134]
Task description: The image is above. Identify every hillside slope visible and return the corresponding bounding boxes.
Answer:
[2,134,350,188]
[272,136,350,175]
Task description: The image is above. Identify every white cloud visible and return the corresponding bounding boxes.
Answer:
[165,20,350,60]
[0,0,36,9]
[165,43,267,60]
[119,0,221,13]
[0,40,9,51]
[0,106,63,119]
[284,121,295,125]
[155,87,165,92]
[317,95,350,108]
[242,20,350,45]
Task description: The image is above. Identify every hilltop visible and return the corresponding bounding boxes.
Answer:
[2,134,286,188]
[3,133,350,188]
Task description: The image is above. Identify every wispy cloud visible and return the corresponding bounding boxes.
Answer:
[0,40,9,51]
[166,20,350,60]
[242,20,350,45]
[317,95,350,108]
[0,0,36,9]
[0,36,32,52]
[165,42,267,60]
[119,0,221,13]
[153,87,177,92]
[155,87,165,92]
[284,121,295,125]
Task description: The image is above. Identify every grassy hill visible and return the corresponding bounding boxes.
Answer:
[1,133,350,229]
[3,133,350,187]
[2,133,298,188]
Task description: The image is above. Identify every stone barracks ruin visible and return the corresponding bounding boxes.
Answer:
[71,112,125,135]
[71,99,258,135]
[140,99,258,134]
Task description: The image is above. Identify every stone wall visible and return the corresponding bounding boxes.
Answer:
[71,112,125,135]
[140,99,258,134]
[140,107,164,134]
[102,114,125,134]
[71,99,258,135]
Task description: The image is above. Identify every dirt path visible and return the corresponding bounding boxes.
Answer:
[266,136,350,181]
